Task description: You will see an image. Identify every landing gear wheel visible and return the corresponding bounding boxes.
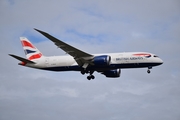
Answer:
[87,76,91,80]
[87,75,95,80]
[91,75,95,79]
[147,66,152,74]
[81,70,85,75]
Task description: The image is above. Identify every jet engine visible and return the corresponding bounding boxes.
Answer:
[102,69,121,78]
[93,55,111,66]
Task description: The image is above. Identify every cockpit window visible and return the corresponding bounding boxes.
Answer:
[154,55,159,57]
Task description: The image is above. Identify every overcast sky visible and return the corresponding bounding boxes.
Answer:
[0,0,180,120]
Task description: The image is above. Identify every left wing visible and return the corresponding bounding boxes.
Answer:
[34,28,94,67]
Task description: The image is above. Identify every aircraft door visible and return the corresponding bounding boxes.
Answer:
[45,58,49,67]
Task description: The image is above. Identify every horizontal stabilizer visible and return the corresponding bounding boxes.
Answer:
[9,54,35,64]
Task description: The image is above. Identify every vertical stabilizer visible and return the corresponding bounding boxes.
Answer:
[20,37,43,60]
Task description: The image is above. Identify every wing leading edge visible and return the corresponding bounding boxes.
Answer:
[34,28,94,67]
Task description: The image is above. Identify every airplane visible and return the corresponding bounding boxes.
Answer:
[9,29,163,80]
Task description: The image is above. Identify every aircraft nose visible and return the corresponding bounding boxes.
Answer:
[159,58,163,65]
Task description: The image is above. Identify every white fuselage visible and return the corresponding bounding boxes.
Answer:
[25,52,163,72]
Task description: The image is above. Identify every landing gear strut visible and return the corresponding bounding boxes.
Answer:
[87,70,95,80]
[147,66,152,74]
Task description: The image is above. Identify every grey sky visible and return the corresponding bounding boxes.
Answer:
[0,0,180,120]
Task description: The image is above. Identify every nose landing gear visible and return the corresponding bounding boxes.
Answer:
[147,66,152,74]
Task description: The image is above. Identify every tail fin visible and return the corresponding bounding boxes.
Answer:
[20,37,43,60]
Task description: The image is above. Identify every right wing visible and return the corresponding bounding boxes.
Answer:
[34,29,94,67]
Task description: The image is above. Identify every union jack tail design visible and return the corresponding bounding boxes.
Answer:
[20,37,43,60]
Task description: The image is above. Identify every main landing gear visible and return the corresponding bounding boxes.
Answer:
[147,66,152,74]
[81,70,95,80]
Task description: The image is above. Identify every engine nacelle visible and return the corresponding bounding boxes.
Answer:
[93,55,111,66]
[102,69,121,78]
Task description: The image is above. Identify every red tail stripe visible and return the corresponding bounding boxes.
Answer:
[21,40,35,48]
[29,53,42,60]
